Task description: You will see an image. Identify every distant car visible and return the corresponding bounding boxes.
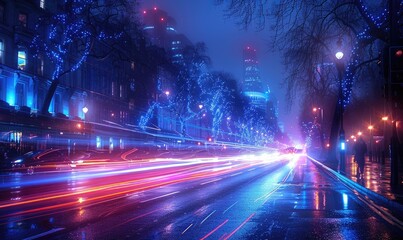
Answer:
[279,146,305,155]
[11,149,70,174]
[10,150,43,169]
[69,150,93,168]
[280,147,297,154]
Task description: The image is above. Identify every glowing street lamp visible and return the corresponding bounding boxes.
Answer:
[82,106,88,119]
[381,116,388,163]
[368,124,374,161]
[335,51,344,60]
[82,106,89,149]
[198,104,204,138]
[335,40,345,174]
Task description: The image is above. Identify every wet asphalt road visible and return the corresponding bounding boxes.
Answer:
[0,153,402,239]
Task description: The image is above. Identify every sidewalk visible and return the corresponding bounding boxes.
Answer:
[343,155,403,204]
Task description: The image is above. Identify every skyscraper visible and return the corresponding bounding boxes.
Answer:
[142,7,191,64]
[242,46,270,111]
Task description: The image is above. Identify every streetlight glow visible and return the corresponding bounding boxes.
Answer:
[335,51,344,60]
[82,106,88,114]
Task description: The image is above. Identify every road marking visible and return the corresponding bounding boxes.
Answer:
[230,172,242,177]
[181,223,193,234]
[140,191,179,203]
[200,178,222,185]
[223,201,238,214]
[200,210,216,225]
[255,167,293,204]
[23,227,64,240]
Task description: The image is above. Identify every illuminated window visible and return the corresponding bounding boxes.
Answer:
[40,0,45,9]
[0,40,3,64]
[18,13,27,27]
[111,81,116,96]
[18,50,26,70]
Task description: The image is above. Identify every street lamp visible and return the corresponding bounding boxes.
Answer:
[198,104,203,139]
[381,116,388,163]
[368,124,373,161]
[82,106,88,119]
[335,42,345,174]
[82,106,89,150]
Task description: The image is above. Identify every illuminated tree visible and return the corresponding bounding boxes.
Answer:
[31,0,135,114]
[198,72,239,139]
[170,43,210,136]
[217,0,401,150]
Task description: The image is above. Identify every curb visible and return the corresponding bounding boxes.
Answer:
[307,155,403,228]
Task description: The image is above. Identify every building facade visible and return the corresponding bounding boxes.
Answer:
[0,0,141,153]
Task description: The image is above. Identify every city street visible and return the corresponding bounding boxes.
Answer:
[0,1,402,239]
[1,151,402,239]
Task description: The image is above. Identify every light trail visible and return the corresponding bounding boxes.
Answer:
[200,219,229,240]
[1,151,290,226]
[222,213,256,240]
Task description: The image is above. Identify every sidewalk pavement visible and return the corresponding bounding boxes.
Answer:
[343,155,403,204]
[310,153,403,224]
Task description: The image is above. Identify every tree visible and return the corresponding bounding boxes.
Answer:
[199,72,240,139]
[169,42,211,136]
[217,0,399,152]
[31,0,136,114]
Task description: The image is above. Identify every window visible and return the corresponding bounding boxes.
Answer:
[18,13,27,27]
[111,81,116,96]
[0,40,3,64]
[18,50,26,70]
[40,0,45,9]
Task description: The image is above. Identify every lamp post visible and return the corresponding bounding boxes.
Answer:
[335,48,346,174]
[381,116,388,163]
[198,104,203,139]
[368,124,374,162]
[82,106,89,150]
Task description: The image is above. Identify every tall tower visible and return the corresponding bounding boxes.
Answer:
[242,46,269,111]
[142,7,191,64]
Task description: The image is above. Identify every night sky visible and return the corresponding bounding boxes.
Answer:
[139,0,302,142]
